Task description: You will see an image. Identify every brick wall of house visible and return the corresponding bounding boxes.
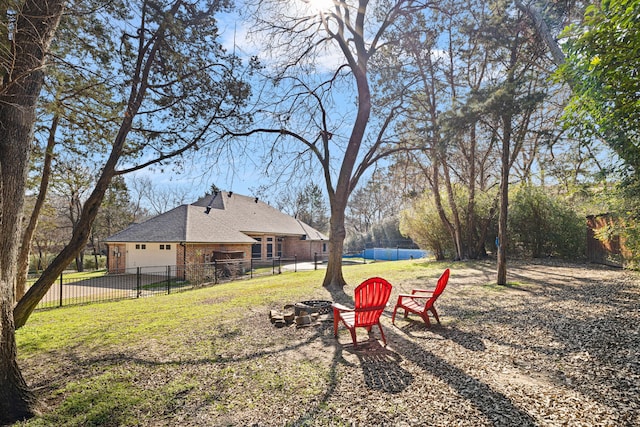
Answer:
[176,243,251,281]
[183,243,251,265]
[107,239,327,273]
[283,237,327,261]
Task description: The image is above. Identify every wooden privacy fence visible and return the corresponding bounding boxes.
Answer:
[586,214,630,267]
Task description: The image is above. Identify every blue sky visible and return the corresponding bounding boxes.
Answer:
[125,4,354,208]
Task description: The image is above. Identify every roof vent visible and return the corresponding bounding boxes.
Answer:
[254,197,259,203]
[228,191,233,197]
[205,192,216,214]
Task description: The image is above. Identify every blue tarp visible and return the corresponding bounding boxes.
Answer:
[358,248,428,261]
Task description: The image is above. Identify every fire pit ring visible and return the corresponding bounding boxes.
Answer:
[294,300,333,316]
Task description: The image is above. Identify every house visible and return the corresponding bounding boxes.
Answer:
[104,191,329,273]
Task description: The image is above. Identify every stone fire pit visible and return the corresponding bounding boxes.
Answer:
[294,300,333,316]
[270,300,333,328]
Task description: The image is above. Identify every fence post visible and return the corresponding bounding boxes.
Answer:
[294,255,297,272]
[166,265,171,294]
[272,258,275,275]
[314,252,318,270]
[59,272,63,307]
[137,267,141,297]
[250,258,253,279]
[278,257,281,274]
[214,259,218,285]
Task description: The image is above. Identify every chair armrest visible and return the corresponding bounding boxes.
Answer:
[397,293,430,301]
[332,302,354,312]
[411,289,435,295]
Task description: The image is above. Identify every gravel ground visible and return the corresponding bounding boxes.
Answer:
[21,260,640,426]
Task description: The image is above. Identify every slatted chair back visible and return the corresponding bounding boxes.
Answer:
[353,277,393,327]
[392,268,451,327]
[430,268,451,301]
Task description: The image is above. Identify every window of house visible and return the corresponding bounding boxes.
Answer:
[160,244,165,250]
[323,243,327,252]
[166,244,171,250]
[277,238,282,257]
[141,244,146,249]
[252,238,262,259]
[136,244,140,249]
[267,243,273,258]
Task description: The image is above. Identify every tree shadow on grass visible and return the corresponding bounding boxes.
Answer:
[387,325,537,426]
[396,320,486,352]
[314,279,533,424]
[475,275,640,422]
[342,339,414,394]
[48,323,345,425]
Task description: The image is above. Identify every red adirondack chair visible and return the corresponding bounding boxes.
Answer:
[332,277,393,347]
[392,268,450,327]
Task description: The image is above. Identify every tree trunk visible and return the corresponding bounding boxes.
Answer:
[0,300,42,423]
[323,202,347,288]
[431,157,457,257]
[13,0,177,328]
[14,101,138,327]
[322,61,371,289]
[76,253,85,272]
[323,191,354,288]
[441,157,466,260]
[0,0,65,422]
[14,176,115,327]
[514,0,566,66]
[496,113,512,286]
[16,114,58,301]
[466,125,478,258]
[496,145,509,285]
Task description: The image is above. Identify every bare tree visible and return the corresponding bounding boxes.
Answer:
[49,159,94,271]
[234,0,430,288]
[130,175,190,216]
[345,169,404,238]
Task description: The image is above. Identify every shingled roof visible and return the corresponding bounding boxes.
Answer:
[105,192,328,243]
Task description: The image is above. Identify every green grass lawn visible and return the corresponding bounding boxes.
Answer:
[60,269,108,280]
[18,260,445,355]
[15,260,449,425]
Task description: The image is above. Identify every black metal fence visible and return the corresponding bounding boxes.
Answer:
[33,257,299,311]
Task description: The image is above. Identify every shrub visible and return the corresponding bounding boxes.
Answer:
[83,254,106,270]
[508,185,585,259]
[399,196,455,260]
